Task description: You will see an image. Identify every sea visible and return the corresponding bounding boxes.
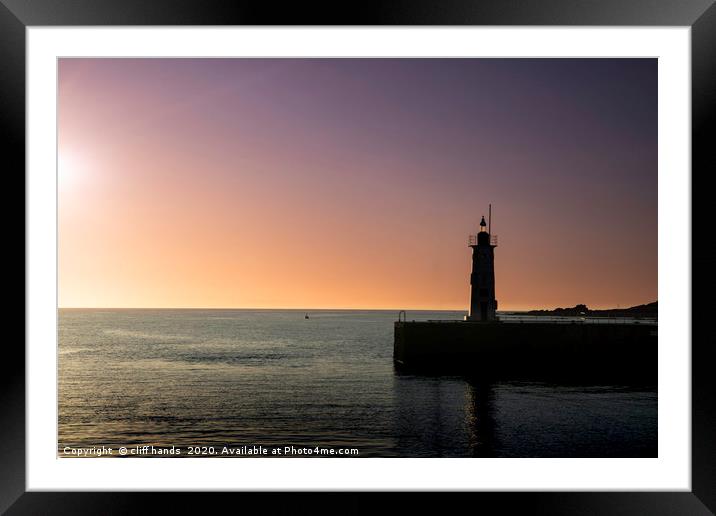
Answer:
[58,309,657,458]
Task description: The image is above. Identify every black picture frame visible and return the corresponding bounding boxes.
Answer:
[5,1,714,513]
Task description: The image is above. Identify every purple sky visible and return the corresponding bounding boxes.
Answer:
[59,58,657,309]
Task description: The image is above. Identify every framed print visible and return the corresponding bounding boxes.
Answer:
[5,0,715,513]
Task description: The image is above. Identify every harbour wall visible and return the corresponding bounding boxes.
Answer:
[394,321,657,378]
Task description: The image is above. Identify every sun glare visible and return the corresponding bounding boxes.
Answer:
[58,152,84,189]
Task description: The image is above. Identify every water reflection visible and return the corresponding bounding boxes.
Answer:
[464,381,497,457]
[59,309,656,458]
[393,371,657,457]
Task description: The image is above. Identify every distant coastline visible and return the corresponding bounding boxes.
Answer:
[524,301,657,319]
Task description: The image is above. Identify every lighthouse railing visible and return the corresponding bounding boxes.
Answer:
[468,234,499,246]
[497,314,657,325]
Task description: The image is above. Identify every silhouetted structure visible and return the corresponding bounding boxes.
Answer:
[394,207,657,378]
[467,211,497,321]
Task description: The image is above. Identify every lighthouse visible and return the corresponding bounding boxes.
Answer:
[466,208,498,322]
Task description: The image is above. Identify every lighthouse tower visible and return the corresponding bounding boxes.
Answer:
[466,212,498,322]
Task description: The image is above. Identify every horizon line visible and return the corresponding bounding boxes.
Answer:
[57,300,657,312]
[57,306,469,311]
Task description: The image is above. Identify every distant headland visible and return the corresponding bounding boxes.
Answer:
[524,301,657,319]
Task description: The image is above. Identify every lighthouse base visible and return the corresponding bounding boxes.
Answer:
[463,315,498,322]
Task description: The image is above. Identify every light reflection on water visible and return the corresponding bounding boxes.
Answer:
[59,309,656,457]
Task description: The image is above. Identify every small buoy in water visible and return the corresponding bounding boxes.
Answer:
[305,313,309,319]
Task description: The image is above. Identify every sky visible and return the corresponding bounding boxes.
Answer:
[58,58,657,310]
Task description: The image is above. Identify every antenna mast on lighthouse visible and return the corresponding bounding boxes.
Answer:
[488,204,492,235]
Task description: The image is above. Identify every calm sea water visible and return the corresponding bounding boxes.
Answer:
[59,309,657,457]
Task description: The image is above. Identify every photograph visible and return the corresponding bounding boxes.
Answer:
[57,57,658,459]
[5,0,712,508]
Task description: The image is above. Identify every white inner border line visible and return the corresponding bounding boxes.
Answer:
[27,27,690,491]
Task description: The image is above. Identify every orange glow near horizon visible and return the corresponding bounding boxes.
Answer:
[58,58,657,311]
